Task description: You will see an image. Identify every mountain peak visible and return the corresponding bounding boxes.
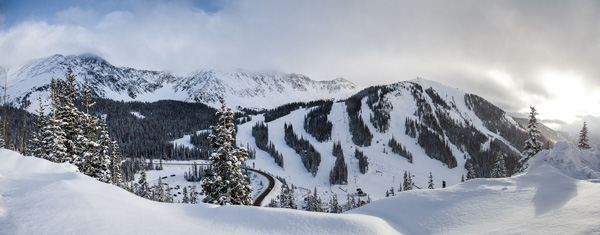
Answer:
[7,54,359,109]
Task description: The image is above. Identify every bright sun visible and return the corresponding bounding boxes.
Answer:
[534,69,600,130]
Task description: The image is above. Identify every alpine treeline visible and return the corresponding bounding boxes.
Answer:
[388,136,413,163]
[329,141,348,185]
[264,100,332,122]
[284,123,321,176]
[90,98,219,161]
[303,101,333,142]
[27,67,123,185]
[251,121,284,168]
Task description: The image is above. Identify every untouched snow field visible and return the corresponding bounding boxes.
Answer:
[0,150,395,235]
[2,142,600,234]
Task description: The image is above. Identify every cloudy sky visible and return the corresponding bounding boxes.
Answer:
[1,0,599,133]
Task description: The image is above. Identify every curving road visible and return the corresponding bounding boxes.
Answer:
[245,168,275,206]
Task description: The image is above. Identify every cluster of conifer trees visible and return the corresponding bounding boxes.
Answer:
[27,67,123,185]
[345,94,373,147]
[251,121,284,168]
[329,141,348,185]
[284,123,321,176]
[303,101,333,142]
[354,148,369,174]
[366,87,392,133]
[388,136,414,163]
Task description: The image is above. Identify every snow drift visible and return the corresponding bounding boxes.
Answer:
[348,142,600,234]
[0,149,395,235]
[528,141,600,179]
[2,141,600,235]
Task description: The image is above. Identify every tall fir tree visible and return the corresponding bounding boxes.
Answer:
[492,154,507,178]
[522,106,543,170]
[329,194,341,213]
[110,140,123,186]
[201,98,252,205]
[55,66,83,164]
[428,171,435,189]
[45,77,68,162]
[137,170,150,199]
[27,97,46,158]
[578,121,591,149]
[403,171,413,191]
[466,161,476,180]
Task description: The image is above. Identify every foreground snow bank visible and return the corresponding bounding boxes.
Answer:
[350,161,600,234]
[0,150,396,235]
[3,145,600,235]
[528,141,600,179]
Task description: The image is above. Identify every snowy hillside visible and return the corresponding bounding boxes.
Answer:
[0,150,396,235]
[3,54,357,110]
[3,143,600,234]
[351,163,600,234]
[224,78,534,202]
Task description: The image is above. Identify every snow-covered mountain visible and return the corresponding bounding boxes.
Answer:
[167,78,550,201]
[2,54,357,109]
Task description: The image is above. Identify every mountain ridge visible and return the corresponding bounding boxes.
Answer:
[3,54,358,110]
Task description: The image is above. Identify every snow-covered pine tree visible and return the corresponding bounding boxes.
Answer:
[27,97,46,158]
[182,187,190,203]
[408,173,413,190]
[96,120,112,182]
[288,184,297,209]
[428,171,435,189]
[329,194,341,213]
[578,121,591,149]
[164,184,174,203]
[403,171,413,191]
[137,170,150,199]
[201,98,252,205]
[522,106,543,165]
[279,183,296,209]
[466,161,476,180]
[492,154,507,178]
[44,77,68,163]
[55,66,83,164]
[77,83,101,173]
[154,177,166,202]
[189,186,198,204]
[110,141,123,186]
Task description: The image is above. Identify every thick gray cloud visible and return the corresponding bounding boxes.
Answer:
[1,0,600,133]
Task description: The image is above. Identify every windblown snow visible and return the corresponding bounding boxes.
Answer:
[2,142,600,234]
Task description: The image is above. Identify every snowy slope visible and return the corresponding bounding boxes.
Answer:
[350,164,600,234]
[3,143,600,234]
[234,78,530,203]
[0,150,396,235]
[4,54,357,110]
